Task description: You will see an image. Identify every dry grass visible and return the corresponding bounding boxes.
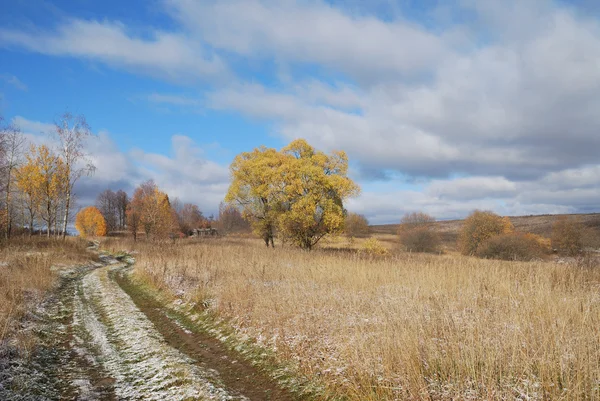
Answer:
[113,236,600,400]
[0,237,95,344]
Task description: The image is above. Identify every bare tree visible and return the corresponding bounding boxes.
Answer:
[96,189,118,233]
[216,202,250,234]
[0,118,26,238]
[174,201,205,234]
[115,189,129,229]
[54,112,95,240]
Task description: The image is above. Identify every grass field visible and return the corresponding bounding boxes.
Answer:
[102,231,600,400]
[0,237,95,346]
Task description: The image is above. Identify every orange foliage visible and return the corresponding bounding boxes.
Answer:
[126,180,177,240]
[458,210,514,255]
[75,206,107,237]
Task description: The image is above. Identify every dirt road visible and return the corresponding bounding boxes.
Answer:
[0,255,299,401]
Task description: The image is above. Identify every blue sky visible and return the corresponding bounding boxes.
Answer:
[1,0,600,224]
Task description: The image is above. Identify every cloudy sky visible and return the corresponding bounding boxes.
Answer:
[0,0,599,224]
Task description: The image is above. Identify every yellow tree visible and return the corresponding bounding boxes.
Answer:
[277,139,360,249]
[75,206,107,237]
[225,147,284,247]
[226,139,360,249]
[15,147,44,236]
[34,145,64,237]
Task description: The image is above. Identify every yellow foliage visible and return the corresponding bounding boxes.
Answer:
[16,145,67,235]
[75,206,107,237]
[523,233,552,252]
[458,210,514,255]
[361,238,389,256]
[226,139,360,249]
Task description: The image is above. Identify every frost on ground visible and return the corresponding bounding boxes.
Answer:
[76,264,241,400]
[0,264,108,400]
[0,258,249,401]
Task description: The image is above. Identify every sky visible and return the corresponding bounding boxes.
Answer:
[0,0,599,224]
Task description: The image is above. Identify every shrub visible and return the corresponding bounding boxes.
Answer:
[344,213,370,238]
[398,212,440,253]
[552,216,583,256]
[476,232,547,261]
[458,210,513,255]
[361,238,389,256]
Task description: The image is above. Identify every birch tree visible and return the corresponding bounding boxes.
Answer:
[54,112,95,239]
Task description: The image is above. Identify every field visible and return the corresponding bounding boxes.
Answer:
[2,213,600,399]
[373,213,600,251]
[102,223,600,400]
[0,237,95,346]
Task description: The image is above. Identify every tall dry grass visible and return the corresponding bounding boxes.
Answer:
[0,237,94,344]
[122,237,600,400]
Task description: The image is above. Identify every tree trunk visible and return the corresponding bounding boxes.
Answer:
[5,169,11,240]
[62,188,71,240]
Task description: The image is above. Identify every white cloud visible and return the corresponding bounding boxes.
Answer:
[0,19,226,82]
[203,1,600,180]
[427,176,517,201]
[4,1,600,220]
[12,116,230,215]
[168,0,448,80]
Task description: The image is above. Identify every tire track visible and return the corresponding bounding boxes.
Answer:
[74,261,239,400]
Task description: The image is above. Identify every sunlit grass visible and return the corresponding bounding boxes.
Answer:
[0,237,94,345]
[105,235,600,400]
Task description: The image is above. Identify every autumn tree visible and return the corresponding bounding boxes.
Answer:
[225,146,284,247]
[127,180,176,240]
[15,147,43,236]
[226,139,360,249]
[277,140,360,249]
[398,212,441,253]
[344,213,370,238]
[75,206,107,237]
[458,210,514,255]
[54,112,95,239]
[25,145,66,237]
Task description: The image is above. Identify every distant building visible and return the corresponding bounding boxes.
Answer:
[191,228,218,237]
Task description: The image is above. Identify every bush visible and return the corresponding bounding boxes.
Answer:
[476,232,548,261]
[552,216,583,256]
[361,238,389,256]
[398,212,440,253]
[345,213,370,237]
[458,210,513,255]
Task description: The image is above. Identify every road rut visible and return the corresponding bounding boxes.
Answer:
[1,255,300,401]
